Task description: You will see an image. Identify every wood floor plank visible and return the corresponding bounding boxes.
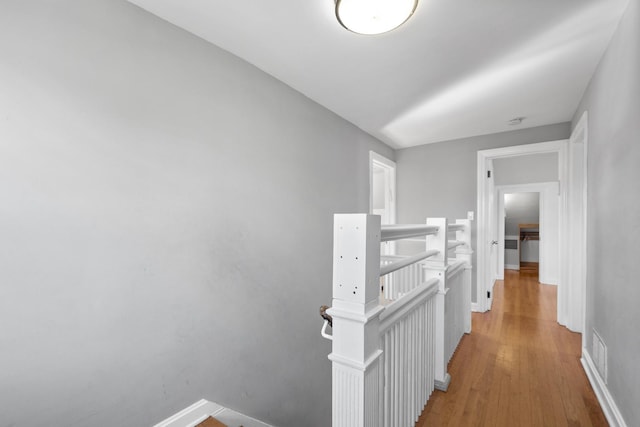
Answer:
[195,416,227,427]
[416,270,608,427]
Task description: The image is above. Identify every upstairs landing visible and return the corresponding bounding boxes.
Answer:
[416,270,606,426]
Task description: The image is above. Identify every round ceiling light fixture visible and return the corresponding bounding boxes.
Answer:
[335,0,419,35]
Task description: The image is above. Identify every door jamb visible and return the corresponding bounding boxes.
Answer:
[369,151,396,224]
[566,111,588,335]
[496,183,559,283]
[370,151,397,256]
[476,140,567,313]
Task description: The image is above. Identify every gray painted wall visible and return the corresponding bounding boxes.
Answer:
[0,1,394,426]
[494,153,558,186]
[395,123,570,302]
[572,0,640,425]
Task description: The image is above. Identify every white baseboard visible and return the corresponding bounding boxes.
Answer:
[434,373,451,392]
[505,264,520,270]
[153,399,224,427]
[471,302,483,312]
[581,349,628,427]
[153,399,275,427]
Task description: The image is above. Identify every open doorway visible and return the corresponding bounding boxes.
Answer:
[518,223,540,275]
[496,182,559,286]
[503,192,540,277]
[477,140,565,313]
[370,151,396,256]
[478,129,587,335]
[370,152,396,225]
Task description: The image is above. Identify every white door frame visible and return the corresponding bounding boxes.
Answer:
[564,111,588,334]
[477,140,567,313]
[496,182,560,284]
[369,151,396,224]
[370,152,397,256]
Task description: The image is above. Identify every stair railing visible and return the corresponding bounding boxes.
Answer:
[320,214,472,427]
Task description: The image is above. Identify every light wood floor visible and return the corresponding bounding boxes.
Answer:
[519,262,539,274]
[195,416,227,427]
[416,269,607,427]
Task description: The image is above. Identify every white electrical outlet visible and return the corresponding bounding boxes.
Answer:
[467,211,474,221]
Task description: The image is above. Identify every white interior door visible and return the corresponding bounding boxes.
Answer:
[486,159,497,309]
[497,191,507,280]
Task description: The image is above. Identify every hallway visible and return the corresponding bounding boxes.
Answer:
[416,270,607,426]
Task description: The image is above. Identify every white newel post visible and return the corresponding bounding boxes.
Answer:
[454,219,473,334]
[423,218,450,391]
[328,214,384,427]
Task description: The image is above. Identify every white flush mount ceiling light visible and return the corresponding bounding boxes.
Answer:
[335,0,419,35]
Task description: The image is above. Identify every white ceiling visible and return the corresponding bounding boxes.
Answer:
[127,0,628,149]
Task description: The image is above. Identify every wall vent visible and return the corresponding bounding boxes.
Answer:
[592,329,608,383]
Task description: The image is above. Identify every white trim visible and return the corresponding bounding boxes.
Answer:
[580,112,588,335]
[434,373,452,392]
[370,151,397,256]
[582,350,628,427]
[478,140,566,159]
[153,399,275,427]
[561,110,588,334]
[152,399,224,427]
[505,264,520,270]
[369,151,396,223]
[477,139,567,315]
